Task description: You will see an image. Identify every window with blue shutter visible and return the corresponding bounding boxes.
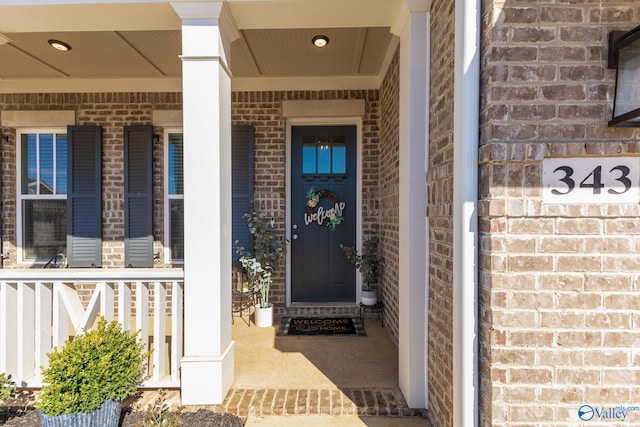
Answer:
[124,125,153,267]
[66,125,102,267]
[232,126,254,262]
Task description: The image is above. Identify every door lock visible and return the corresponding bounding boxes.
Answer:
[292,234,299,240]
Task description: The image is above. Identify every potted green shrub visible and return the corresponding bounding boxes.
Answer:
[236,204,286,327]
[341,236,381,306]
[36,317,149,427]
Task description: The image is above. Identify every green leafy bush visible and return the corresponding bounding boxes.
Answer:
[0,372,16,408]
[36,317,149,416]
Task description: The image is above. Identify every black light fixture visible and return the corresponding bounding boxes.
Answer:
[48,39,71,52]
[608,24,640,127]
[312,35,329,48]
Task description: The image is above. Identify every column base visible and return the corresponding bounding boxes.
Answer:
[180,341,235,405]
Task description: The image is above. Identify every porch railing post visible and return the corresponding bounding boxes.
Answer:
[17,283,35,382]
[35,283,52,382]
[0,282,18,377]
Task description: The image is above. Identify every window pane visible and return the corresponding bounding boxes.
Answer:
[39,134,54,195]
[332,136,346,174]
[56,134,67,195]
[317,136,331,174]
[23,199,66,260]
[302,136,316,174]
[21,134,37,195]
[168,134,184,195]
[170,199,184,260]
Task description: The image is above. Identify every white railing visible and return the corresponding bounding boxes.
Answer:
[0,268,184,389]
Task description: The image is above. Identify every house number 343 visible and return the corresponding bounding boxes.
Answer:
[551,165,631,195]
[542,157,640,204]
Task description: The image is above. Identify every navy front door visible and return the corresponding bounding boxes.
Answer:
[291,126,357,303]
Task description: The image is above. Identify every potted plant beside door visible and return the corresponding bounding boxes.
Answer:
[341,236,381,306]
[236,203,286,327]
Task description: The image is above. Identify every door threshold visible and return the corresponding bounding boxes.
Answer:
[289,302,358,308]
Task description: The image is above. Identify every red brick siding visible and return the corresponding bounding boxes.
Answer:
[0,93,183,269]
[1,91,382,318]
[428,0,456,425]
[480,1,640,424]
[231,90,380,316]
[379,49,400,345]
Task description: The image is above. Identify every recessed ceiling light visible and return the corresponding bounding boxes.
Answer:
[48,39,71,52]
[312,35,329,48]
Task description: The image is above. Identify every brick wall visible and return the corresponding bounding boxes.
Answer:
[0,93,182,269]
[379,50,401,344]
[231,90,380,316]
[427,0,456,425]
[1,91,382,317]
[480,1,640,424]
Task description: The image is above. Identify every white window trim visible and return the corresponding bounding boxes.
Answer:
[16,128,67,265]
[163,128,184,264]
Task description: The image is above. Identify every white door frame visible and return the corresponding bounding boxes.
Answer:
[285,117,363,307]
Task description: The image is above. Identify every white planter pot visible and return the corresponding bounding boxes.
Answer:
[361,288,377,306]
[254,303,274,327]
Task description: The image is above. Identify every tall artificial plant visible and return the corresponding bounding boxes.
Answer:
[236,203,286,308]
[341,236,380,291]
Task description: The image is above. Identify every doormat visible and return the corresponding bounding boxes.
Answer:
[277,317,365,336]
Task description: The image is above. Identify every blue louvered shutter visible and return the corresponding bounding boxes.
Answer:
[232,126,254,262]
[124,125,153,267]
[67,125,102,267]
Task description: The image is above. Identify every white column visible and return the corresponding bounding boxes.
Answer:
[171,1,236,405]
[453,0,480,424]
[398,2,429,409]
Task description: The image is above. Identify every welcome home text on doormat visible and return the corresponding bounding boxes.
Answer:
[277,317,366,336]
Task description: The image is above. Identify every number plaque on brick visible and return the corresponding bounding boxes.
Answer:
[542,157,640,204]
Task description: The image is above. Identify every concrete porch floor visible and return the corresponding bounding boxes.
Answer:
[7,315,430,426]
[226,315,430,426]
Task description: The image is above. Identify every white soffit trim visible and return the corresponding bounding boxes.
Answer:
[153,110,183,127]
[232,76,382,92]
[0,78,182,94]
[1,110,75,127]
[281,100,365,118]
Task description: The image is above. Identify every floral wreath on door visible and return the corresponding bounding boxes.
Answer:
[305,187,345,230]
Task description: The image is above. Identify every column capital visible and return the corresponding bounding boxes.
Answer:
[170,1,240,43]
[391,0,431,36]
[170,1,222,20]
[406,0,431,12]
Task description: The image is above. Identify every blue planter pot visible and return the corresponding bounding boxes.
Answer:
[39,399,121,427]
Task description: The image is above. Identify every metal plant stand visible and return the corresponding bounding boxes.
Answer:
[232,268,257,326]
[359,301,384,326]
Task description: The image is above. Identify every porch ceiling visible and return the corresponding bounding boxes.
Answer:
[0,0,408,92]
